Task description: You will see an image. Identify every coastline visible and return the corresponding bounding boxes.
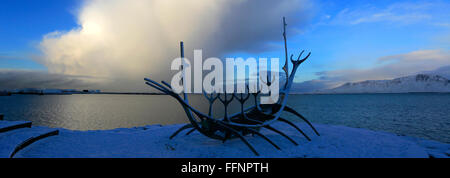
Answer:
[2,93,167,96]
[2,91,449,96]
[1,120,448,158]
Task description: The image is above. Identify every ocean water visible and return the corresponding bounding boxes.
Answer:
[0,93,449,143]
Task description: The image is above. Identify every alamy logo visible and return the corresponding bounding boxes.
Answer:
[170,49,280,104]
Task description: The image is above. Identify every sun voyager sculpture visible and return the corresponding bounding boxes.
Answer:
[144,18,319,156]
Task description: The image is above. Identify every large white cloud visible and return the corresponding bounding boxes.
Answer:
[36,0,312,92]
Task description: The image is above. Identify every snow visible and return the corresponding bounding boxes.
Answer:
[4,122,448,158]
[0,127,58,158]
[422,65,450,79]
[0,120,31,130]
[321,74,450,94]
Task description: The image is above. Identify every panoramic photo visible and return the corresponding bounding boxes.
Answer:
[1,0,449,169]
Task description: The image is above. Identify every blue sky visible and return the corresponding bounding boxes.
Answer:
[242,0,450,83]
[0,0,80,70]
[0,0,449,91]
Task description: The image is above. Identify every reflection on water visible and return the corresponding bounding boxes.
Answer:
[0,93,449,143]
[0,94,209,130]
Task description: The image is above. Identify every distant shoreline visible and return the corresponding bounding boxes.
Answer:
[1,92,167,96]
[95,92,167,95]
[291,92,450,95]
[2,92,450,96]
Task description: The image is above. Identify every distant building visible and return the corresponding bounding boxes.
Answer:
[14,88,42,94]
[82,89,101,93]
[42,89,63,94]
[10,88,82,95]
[61,89,79,94]
[0,90,11,96]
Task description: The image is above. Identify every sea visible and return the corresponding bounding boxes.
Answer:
[0,93,449,143]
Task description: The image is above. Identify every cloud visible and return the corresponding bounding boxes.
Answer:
[0,69,97,90]
[291,80,332,93]
[35,0,312,92]
[321,49,450,82]
[329,1,448,25]
[292,49,450,92]
[378,49,449,63]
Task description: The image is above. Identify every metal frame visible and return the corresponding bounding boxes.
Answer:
[144,18,319,156]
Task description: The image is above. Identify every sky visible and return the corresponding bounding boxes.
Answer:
[0,0,449,92]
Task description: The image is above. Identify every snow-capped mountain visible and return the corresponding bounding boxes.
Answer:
[322,74,450,93]
[422,66,450,79]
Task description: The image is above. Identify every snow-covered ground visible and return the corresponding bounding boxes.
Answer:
[9,122,449,158]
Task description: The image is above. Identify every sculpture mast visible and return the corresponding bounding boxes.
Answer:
[180,41,188,102]
[282,17,289,89]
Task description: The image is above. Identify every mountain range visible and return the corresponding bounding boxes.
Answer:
[320,74,450,94]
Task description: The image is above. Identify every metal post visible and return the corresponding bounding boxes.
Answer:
[180,41,188,102]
